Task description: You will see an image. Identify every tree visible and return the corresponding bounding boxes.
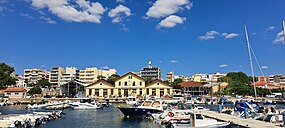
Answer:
[28,86,42,95]
[171,78,183,85]
[0,63,16,89]
[107,74,120,84]
[145,77,153,85]
[37,79,51,88]
[97,75,106,79]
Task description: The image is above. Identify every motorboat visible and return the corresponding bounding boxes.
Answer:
[156,110,230,128]
[27,103,48,109]
[118,100,164,116]
[126,96,139,106]
[70,99,102,110]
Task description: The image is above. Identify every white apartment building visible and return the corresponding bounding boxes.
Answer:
[60,67,79,85]
[166,72,175,82]
[24,68,50,84]
[50,67,65,87]
[79,67,117,84]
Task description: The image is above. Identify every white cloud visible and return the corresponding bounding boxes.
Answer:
[170,60,178,63]
[40,16,56,24]
[261,66,268,69]
[198,31,219,40]
[101,66,109,69]
[221,33,239,39]
[219,64,228,68]
[266,26,275,31]
[116,0,125,3]
[157,15,185,29]
[31,0,106,23]
[273,31,284,44]
[20,13,34,19]
[146,0,191,18]
[108,5,131,23]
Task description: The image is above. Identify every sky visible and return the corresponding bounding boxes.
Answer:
[0,0,285,79]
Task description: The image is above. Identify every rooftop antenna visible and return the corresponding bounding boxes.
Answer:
[244,24,257,100]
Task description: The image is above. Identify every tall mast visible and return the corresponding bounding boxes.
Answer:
[283,20,285,43]
[244,24,257,99]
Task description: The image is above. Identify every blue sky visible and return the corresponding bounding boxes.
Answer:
[0,0,285,78]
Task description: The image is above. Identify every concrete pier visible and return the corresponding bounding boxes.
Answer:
[200,110,281,128]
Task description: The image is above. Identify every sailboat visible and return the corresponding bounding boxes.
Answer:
[244,24,258,99]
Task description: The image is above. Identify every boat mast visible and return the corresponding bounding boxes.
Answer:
[283,20,285,43]
[244,24,257,99]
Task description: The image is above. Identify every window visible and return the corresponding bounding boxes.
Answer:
[95,89,99,96]
[15,93,19,95]
[89,89,92,95]
[7,93,11,95]
[152,89,156,96]
[157,83,160,85]
[128,75,132,79]
[118,89,121,96]
[124,81,127,86]
[140,89,142,95]
[140,81,142,86]
[133,82,135,86]
[147,89,149,95]
[100,83,102,85]
[119,82,121,86]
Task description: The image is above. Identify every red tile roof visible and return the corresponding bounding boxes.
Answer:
[3,87,26,92]
[179,81,202,87]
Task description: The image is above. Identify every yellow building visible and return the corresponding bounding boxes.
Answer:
[85,79,114,98]
[85,72,173,98]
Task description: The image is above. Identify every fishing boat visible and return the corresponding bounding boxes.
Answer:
[118,99,164,116]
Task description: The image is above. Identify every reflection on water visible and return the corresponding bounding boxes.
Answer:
[0,105,162,128]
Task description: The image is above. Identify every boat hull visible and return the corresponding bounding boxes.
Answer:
[118,107,163,116]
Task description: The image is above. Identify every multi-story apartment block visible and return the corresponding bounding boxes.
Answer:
[24,68,50,84]
[140,61,161,80]
[192,73,209,83]
[210,72,226,82]
[50,67,65,87]
[60,67,79,85]
[79,67,117,84]
[166,72,174,82]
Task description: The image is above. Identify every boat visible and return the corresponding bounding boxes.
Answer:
[126,96,139,106]
[70,98,102,110]
[118,99,164,116]
[156,110,229,128]
[26,103,48,109]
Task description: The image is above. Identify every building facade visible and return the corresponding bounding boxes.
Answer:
[24,68,50,84]
[166,72,174,82]
[2,87,27,99]
[50,67,65,87]
[140,61,161,80]
[79,67,117,84]
[60,67,79,85]
[85,72,173,98]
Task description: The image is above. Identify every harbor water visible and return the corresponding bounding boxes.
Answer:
[0,104,162,128]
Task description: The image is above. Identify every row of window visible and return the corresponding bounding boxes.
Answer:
[88,89,170,96]
[118,81,143,86]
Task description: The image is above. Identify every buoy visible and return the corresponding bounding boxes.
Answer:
[168,112,174,117]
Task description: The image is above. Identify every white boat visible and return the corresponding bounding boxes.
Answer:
[162,110,230,128]
[27,103,48,109]
[71,99,101,110]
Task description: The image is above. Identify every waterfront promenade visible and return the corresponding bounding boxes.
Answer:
[201,110,281,128]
